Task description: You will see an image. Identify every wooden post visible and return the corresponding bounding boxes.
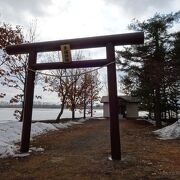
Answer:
[20,51,37,152]
[106,43,121,160]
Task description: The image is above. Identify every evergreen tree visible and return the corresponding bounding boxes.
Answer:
[117,12,180,126]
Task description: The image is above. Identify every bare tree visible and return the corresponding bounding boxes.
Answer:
[79,70,101,118]
[65,68,82,119]
[0,23,24,102]
[1,21,38,121]
[43,51,101,120]
[42,52,80,121]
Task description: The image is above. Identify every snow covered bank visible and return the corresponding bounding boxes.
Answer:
[153,120,180,140]
[0,119,86,158]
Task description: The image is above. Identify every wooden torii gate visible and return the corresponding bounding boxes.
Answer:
[6,32,144,160]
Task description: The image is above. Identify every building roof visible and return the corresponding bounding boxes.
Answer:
[101,96,139,103]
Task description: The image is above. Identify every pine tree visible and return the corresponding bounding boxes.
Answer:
[117,12,180,126]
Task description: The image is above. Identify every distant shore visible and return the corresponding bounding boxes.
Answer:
[0,105,103,109]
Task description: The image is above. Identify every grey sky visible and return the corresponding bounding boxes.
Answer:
[0,0,179,37]
[0,0,179,102]
[103,0,176,17]
[0,0,52,25]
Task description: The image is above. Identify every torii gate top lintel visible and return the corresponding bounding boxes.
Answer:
[6,32,144,55]
[5,32,144,160]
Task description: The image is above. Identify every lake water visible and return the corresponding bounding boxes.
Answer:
[0,108,155,123]
[0,108,103,123]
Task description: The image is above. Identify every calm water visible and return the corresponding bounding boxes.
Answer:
[2,108,170,123]
[0,108,103,122]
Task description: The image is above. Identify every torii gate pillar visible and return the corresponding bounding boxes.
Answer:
[107,43,121,159]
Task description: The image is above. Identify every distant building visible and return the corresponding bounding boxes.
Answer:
[101,96,139,119]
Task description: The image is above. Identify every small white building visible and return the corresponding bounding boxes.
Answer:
[101,96,139,119]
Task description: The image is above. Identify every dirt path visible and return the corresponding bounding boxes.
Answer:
[0,119,180,180]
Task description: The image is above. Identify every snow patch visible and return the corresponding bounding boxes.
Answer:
[13,153,30,158]
[0,118,87,158]
[30,147,44,152]
[153,120,180,140]
[0,141,18,158]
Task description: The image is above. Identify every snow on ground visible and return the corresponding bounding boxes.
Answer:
[0,118,89,158]
[153,120,180,140]
[135,117,180,140]
[1,116,179,158]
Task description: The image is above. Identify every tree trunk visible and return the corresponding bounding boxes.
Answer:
[90,98,93,117]
[19,100,24,122]
[164,110,167,122]
[72,103,75,120]
[168,109,171,120]
[170,110,172,119]
[154,88,162,127]
[83,96,86,119]
[56,95,66,122]
[20,68,27,122]
[175,101,178,120]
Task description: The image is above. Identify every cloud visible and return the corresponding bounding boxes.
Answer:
[0,0,53,25]
[103,0,176,18]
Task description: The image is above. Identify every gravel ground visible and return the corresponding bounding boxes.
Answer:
[0,118,180,180]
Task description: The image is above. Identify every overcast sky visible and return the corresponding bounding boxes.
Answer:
[1,0,179,40]
[0,0,179,103]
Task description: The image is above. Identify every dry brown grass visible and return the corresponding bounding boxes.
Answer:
[0,119,180,180]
